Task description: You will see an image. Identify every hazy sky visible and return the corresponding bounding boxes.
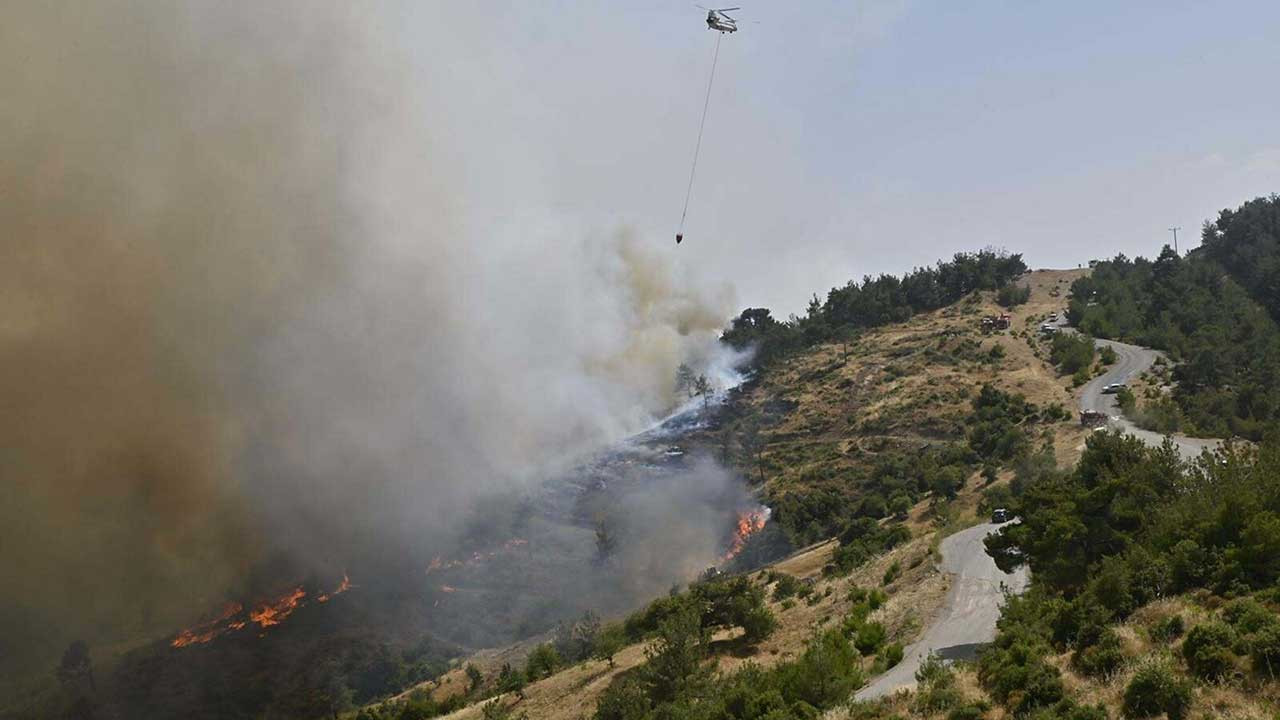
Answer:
[402,1,1279,315]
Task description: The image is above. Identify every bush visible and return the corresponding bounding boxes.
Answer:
[524,644,562,681]
[1072,629,1125,678]
[775,629,863,708]
[854,622,886,656]
[882,561,901,586]
[997,282,1031,308]
[1181,622,1235,681]
[771,573,803,601]
[946,703,988,720]
[888,494,913,518]
[913,655,961,714]
[880,642,904,668]
[1149,614,1185,643]
[1122,661,1191,720]
[1222,597,1272,635]
[1050,333,1095,375]
[592,624,628,668]
[1249,619,1280,678]
[1098,345,1117,365]
[740,604,778,645]
[594,676,650,720]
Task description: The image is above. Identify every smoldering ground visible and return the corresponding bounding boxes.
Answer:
[0,2,743,675]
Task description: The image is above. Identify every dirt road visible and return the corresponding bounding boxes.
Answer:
[855,522,1029,699]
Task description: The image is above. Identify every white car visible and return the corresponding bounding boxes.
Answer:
[1101,382,1126,394]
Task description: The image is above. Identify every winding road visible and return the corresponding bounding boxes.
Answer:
[855,523,1029,699]
[1075,332,1221,460]
[856,318,1221,699]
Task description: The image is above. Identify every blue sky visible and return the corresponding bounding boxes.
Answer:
[402,1,1280,314]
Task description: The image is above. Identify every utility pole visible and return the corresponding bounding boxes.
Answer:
[1168,226,1181,255]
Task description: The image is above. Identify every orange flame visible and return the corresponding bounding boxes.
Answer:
[171,573,354,648]
[316,572,352,603]
[722,507,770,562]
[249,586,306,628]
[170,602,243,648]
[425,538,528,575]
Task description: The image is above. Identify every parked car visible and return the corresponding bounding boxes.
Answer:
[991,508,1010,523]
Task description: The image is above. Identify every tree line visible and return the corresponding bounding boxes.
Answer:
[721,249,1027,366]
[1067,195,1280,439]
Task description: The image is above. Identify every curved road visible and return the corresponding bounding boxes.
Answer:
[1076,334,1220,460]
[857,321,1220,699]
[856,523,1029,699]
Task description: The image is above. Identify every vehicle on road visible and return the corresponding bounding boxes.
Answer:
[1080,409,1109,427]
[1101,382,1126,394]
[1039,323,1057,334]
[991,508,1010,523]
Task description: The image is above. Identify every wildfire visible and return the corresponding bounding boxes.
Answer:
[170,602,243,648]
[316,573,352,603]
[722,506,771,562]
[425,537,528,576]
[170,573,354,648]
[249,586,306,627]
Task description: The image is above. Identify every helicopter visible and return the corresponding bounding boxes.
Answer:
[703,7,739,33]
[676,6,743,245]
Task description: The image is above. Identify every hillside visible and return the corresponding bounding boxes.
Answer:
[353,223,1280,720]
[349,266,1108,720]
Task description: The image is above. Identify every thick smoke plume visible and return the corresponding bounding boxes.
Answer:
[0,2,736,671]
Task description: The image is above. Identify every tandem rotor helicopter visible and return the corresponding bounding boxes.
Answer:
[703,7,740,33]
[676,6,745,245]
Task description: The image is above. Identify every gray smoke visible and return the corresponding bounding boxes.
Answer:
[0,1,737,671]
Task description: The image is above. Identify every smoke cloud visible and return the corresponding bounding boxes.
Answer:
[0,2,736,671]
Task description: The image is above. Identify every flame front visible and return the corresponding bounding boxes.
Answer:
[170,602,243,648]
[170,573,353,648]
[249,587,306,628]
[722,506,770,562]
[425,537,528,576]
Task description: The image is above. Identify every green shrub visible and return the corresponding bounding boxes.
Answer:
[1071,629,1125,678]
[594,676,650,720]
[997,282,1031,308]
[775,629,863,709]
[740,604,778,645]
[880,642,904,668]
[524,643,562,681]
[1149,614,1185,643]
[854,622,886,656]
[1121,661,1191,720]
[913,655,961,714]
[1222,597,1272,635]
[1181,622,1235,681]
[946,703,988,720]
[882,561,901,586]
[1249,619,1280,678]
[1050,333,1095,375]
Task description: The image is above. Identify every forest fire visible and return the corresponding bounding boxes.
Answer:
[722,506,771,562]
[316,573,352,603]
[170,602,244,648]
[170,574,353,648]
[425,537,528,575]
[249,586,306,628]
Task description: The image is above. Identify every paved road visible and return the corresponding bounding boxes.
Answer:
[1065,322,1221,460]
[855,522,1029,699]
